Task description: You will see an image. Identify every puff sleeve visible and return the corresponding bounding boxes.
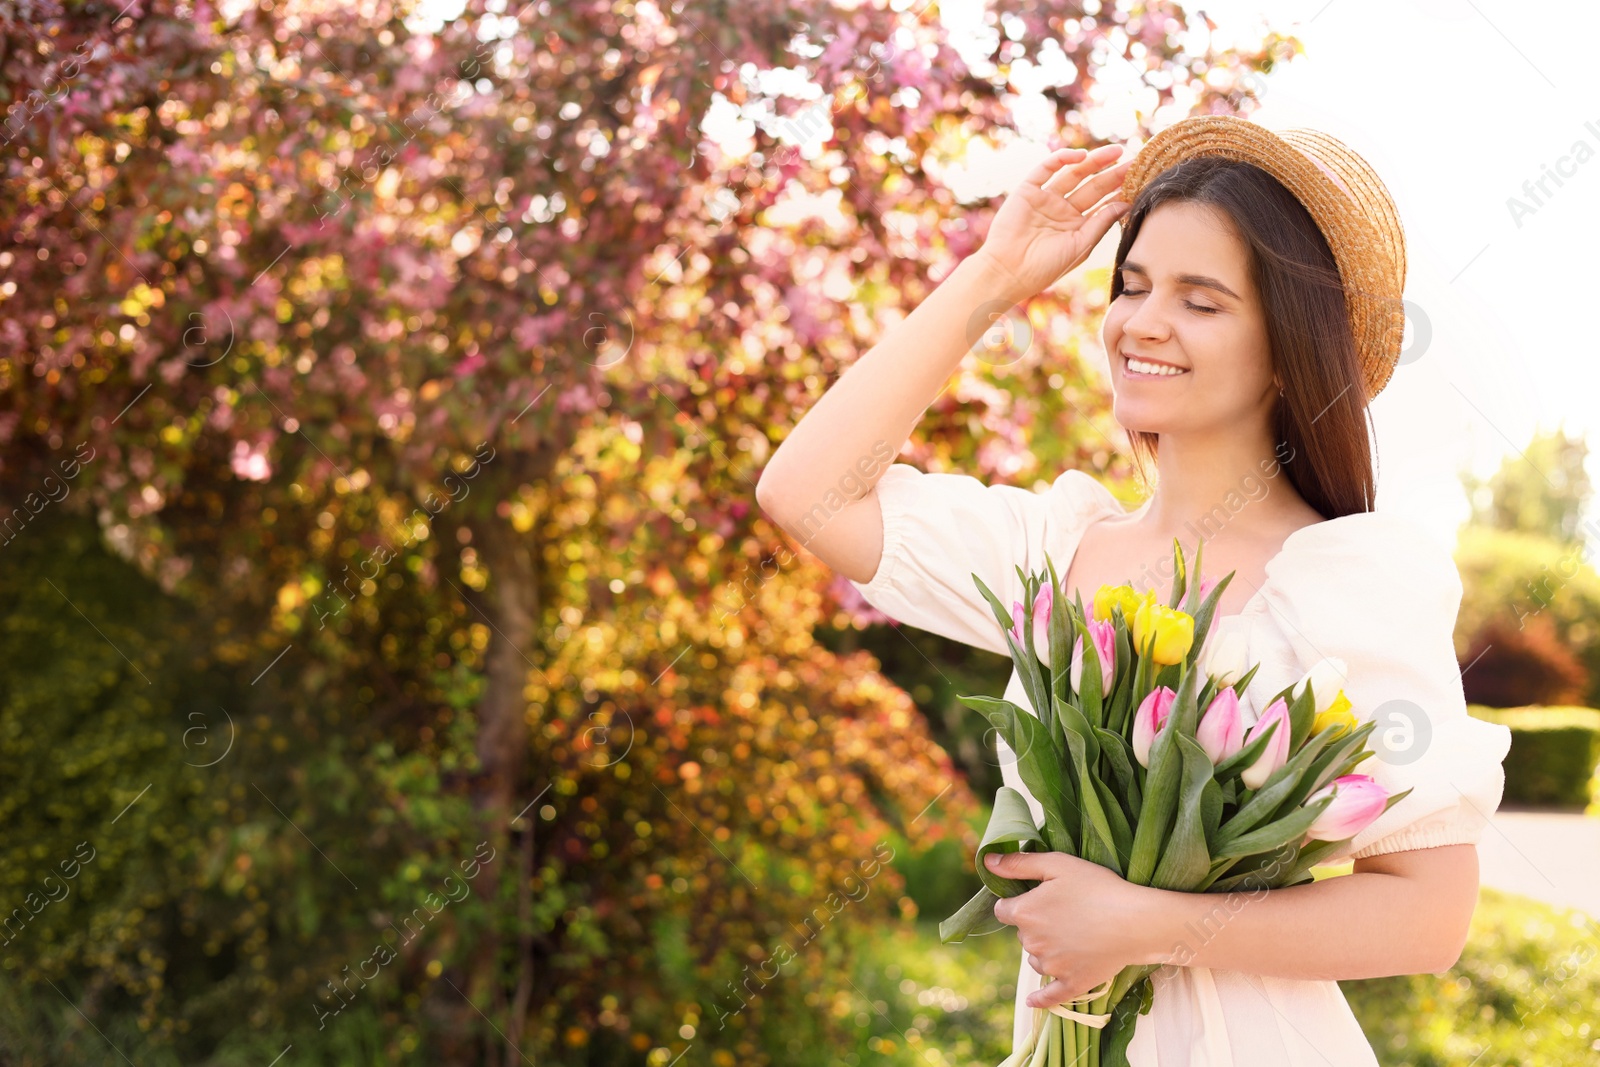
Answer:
[847,463,1122,656]
[1246,512,1512,862]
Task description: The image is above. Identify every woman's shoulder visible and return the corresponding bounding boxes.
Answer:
[1263,507,1463,620]
[1045,468,1129,526]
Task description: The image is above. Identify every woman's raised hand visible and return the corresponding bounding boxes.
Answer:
[972,143,1134,305]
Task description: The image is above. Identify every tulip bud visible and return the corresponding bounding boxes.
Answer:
[1131,597,1196,666]
[1070,618,1117,695]
[1311,694,1357,739]
[1197,629,1250,687]
[1240,698,1292,789]
[1295,657,1350,715]
[1305,774,1389,841]
[1009,584,1054,669]
[1132,686,1177,767]
[1196,574,1218,604]
[1093,583,1147,624]
[1196,687,1245,764]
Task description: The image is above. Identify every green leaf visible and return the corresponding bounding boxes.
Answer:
[1203,843,1299,892]
[1054,693,1102,771]
[1126,714,1182,886]
[1284,721,1380,815]
[1094,725,1142,821]
[959,695,1074,853]
[975,786,1048,897]
[1044,552,1076,710]
[1168,658,1204,739]
[939,884,1007,943]
[1169,537,1188,608]
[1151,733,1216,890]
[1287,678,1318,751]
[1211,793,1335,862]
[1186,573,1234,662]
[1214,722,1340,846]
[972,571,1015,638]
[1056,699,1116,871]
[1093,773,1135,871]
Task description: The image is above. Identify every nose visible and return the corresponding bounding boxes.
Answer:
[1119,290,1171,343]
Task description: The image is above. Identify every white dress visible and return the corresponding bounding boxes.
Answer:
[846,463,1513,1067]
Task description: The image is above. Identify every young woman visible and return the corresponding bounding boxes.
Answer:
[755,116,1511,1065]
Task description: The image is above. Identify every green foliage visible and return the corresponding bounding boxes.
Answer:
[1344,888,1600,1066]
[0,0,1307,1060]
[1467,705,1600,807]
[1463,428,1592,545]
[1454,525,1600,708]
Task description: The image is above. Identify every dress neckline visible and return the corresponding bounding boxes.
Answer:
[1065,486,1386,629]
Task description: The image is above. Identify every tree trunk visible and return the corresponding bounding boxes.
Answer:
[471,513,538,814]
[463,506,541,1064]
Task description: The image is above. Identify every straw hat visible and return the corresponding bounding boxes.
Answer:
[1119,115,1408,402]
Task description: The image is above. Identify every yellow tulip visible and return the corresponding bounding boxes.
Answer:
[1131,597,1195,666]
[1311,693,1357,737]
[1092,584,1146,623]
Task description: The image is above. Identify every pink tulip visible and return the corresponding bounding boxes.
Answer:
[1070,618,1117,695]
[1240,697,1292,789]
[1197,687,1244,764]
[1132,686,1177,767]
[1009,583,1054,668]
[1197,574,1218,602]
[1305,774,1389,841]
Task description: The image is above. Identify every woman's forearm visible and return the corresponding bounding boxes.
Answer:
[1136,861,1468,981]
[755,251,1021,520]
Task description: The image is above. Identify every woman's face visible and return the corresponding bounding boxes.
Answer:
[1101,199,1277,436]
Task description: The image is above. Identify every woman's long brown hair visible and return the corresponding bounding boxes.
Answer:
[1110,155,1378,519]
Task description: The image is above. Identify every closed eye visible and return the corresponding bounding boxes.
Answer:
[1118,288,1220,315]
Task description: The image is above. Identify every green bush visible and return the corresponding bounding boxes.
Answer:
[1345,887,1600,1065]
[1467,705,1600,807]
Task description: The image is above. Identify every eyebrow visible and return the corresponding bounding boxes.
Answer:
[1119,262,1242,301]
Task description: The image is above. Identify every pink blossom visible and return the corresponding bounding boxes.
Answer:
[1197,687,1244,764]
[1305,774,1389,841]
[1070,617,1117,695]
[1132,686,1177,767]
[1240,697,1292,789]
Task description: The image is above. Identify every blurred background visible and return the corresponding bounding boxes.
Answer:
[1,0,1597,1064]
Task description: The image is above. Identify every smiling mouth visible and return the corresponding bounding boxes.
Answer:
[1122,353,1190,378]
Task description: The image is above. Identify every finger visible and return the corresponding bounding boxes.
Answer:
[1080,194,1133,242]
[1039,143,1127,197]
[984,850,1062,881]
[1061,158,1136,214]
[1027,952,1047,976]
[1019,146,1090,191]
[1027,979,1085,1009]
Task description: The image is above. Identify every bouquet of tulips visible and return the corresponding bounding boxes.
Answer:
[937,539,1411,1067]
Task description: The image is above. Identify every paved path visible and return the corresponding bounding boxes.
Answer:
[1475,806,1600,919]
